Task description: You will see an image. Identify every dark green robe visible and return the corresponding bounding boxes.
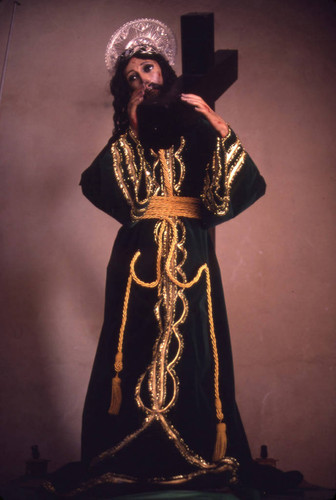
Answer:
[79,118,266,488]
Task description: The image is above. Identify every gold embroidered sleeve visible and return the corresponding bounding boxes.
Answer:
[111,131,156,221]
[201,128,249,216]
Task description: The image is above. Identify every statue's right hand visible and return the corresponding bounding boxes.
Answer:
[127,88,145,136]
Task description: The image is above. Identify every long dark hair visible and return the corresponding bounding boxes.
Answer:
[110,51,177,139]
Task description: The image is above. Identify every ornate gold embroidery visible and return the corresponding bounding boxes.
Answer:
[91,416,154,466]
[112,133,186,218]
[173,137,186,194]
[42,458,239,497]
[134,218,182,415]
[149,137,186,196]
[201,128,247,216]
[111,131,156,220]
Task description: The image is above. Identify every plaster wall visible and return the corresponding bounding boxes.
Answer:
[0,0,335,488]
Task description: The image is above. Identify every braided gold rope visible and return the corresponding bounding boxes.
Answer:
[114,222,166,374]
[142,195,201,219]
[130,220,165,288]
[205,266,224,422]
[114,271,132,374]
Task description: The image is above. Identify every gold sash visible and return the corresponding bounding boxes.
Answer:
[142,195,201,219]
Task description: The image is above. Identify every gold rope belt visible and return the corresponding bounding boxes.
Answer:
[141,195,201,219]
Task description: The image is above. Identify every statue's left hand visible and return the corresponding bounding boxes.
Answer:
[180,94,229,138]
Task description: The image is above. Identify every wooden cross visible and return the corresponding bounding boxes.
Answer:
[181,13,238,244]
[181,13,238,110]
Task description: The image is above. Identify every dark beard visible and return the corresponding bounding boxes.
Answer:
[143,83,163,102]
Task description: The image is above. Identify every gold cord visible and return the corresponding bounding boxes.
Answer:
[142,195,201,219]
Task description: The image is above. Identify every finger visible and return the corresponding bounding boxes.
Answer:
[129,96,143,106]
[181,96,203,105]
[193,105,209,115]
[181,95,212,112]
[133,87,145,96]
[181,94,206,104]
[181,93,203,100]
[185,101,212,115]
[129,89,144,102]
[181,98,206,109]
[129,94,144,108]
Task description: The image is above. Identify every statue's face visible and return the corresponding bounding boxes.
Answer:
[124,57,163,95]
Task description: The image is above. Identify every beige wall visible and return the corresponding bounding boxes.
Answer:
[0,0,335,488]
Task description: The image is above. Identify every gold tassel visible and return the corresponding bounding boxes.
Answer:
[212,422,227,462]
[108,374,122,415]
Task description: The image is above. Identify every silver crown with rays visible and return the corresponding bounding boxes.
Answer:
[105,18,177,73]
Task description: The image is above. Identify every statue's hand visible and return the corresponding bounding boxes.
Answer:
[127,88,145,136]
[180,93,229,138]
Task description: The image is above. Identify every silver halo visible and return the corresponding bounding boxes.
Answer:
[105,18,177,73]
